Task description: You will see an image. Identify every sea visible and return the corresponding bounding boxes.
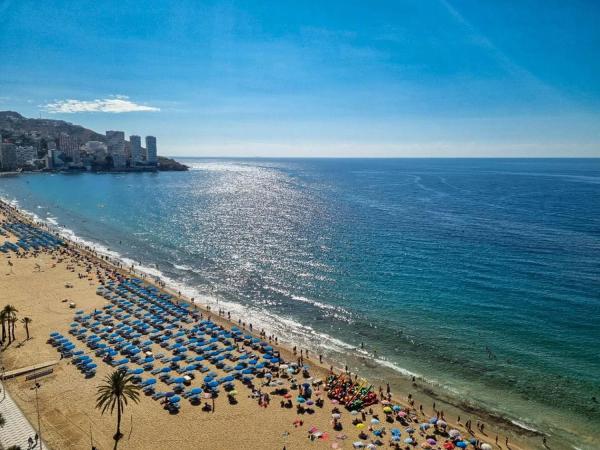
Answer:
[1,158,599,449]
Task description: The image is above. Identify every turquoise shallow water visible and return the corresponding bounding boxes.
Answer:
[1,158,599,447]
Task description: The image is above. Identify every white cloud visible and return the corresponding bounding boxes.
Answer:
[43,95,160,113]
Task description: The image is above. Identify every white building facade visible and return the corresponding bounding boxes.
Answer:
[145,136,157,164]
[129,135,142,165]
[106,130,126,167]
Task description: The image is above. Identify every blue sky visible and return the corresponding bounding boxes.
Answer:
[1,0,599,157]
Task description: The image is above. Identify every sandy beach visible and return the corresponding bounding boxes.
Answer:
[0,199,533,450]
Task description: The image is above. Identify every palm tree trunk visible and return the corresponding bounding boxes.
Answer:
[113,400,122,450]
[1,319,5,343]
[25,323,29,340]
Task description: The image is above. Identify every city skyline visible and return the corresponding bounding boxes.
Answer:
[0,110,161,171]
[1,1,599,157]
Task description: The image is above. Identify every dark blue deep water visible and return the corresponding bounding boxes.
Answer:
[1,158,599,447]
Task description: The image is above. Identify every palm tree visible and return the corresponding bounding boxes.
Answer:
[2,305,18,344]
[0,310,6,344]
[21,317,32,340]
[96,370,140,449]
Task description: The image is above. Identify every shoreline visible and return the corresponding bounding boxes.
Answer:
[0,195,561,449]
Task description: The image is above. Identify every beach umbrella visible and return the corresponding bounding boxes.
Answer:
[448,429,460,438]
[161,367,172,373]
[429,417,438,424]
[481,444,492,450]
[296,396,306,403]
[169,395,181,403]
[350,410,359,416]
[397,411,407,417]
[131,368,144,375]
[391,428,401,435]
[332,413,341,419]
[86,363,97,369]
[443,443,455,450]
[165,392,175,397]
[306,400,314,406]
[371,418,380,425]
[421,443,432,449]
[355,423,365,430]
[352,442,365,448]
[405,427,415,434]
[455,442,467,449]
[144,379,157,385]
[229,390,238,396]
[189,387,203,395]
[383,406,392,413]
[420,423,431,430]
[437,420,447,427]
[427,438,437,445]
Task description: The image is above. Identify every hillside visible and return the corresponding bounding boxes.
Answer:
[0,111,105,145]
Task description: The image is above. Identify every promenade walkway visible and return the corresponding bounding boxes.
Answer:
[1,361,59,380]
[0,382,48,450]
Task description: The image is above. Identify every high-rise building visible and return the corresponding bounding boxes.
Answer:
[145,136,157,164]
[106,130,126,167]
[129,135,142,165]
[59,132,71,152]
[0,143,18,171]
[59,133,81,165]
[15,146,36,167]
